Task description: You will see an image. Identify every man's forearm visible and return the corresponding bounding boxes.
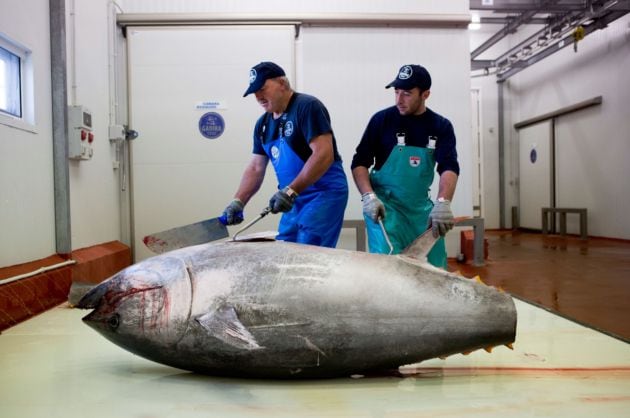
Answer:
[352,166,373,195]
[288,134,334,193]
[437,170,458,201]
[234,157,267,204]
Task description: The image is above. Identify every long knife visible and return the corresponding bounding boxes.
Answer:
[143,216,230,254]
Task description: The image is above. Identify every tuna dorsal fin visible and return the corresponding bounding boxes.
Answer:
[196,304,263,350]
[401,229,439,261]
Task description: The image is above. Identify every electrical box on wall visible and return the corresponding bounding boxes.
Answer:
[68,105,94,160]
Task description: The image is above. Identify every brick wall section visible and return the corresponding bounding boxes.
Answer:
[0,241,131,331]
[460,230,489,262]
[72,241,132,284]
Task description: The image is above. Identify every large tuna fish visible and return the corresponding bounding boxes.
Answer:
[77,232,516,378]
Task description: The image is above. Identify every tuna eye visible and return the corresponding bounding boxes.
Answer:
[108,314,120,330]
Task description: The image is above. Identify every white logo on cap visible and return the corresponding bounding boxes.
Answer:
[398,65,413,80]
[249,69,257,85]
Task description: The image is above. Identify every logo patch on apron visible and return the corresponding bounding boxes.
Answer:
[283,120,294,137]
[271,145,280,160]
[409,156,421,167]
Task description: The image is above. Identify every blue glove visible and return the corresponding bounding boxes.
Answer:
[361,192,386,222]
[428,198,454,238]
[269,186,298,214]
[221,199,244,225]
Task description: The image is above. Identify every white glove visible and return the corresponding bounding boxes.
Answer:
[362,192,385,222]
[428,198,454,238]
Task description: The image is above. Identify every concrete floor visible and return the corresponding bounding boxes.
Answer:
[1,298,629,418]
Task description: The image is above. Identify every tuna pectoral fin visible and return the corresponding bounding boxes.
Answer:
[196,305,262,350]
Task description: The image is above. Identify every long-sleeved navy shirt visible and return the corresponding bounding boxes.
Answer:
[351,106,460,175]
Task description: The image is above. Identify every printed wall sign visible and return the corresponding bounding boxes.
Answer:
[195,101,227,110]
[198,112,225,139]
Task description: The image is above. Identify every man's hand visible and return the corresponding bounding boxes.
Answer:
[362,192,386,222]
[269,186,298,214]
[222,199,244,225]
[429,198,454,237]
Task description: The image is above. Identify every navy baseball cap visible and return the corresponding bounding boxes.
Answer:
[386,64,432,91]
[243,61,286,97]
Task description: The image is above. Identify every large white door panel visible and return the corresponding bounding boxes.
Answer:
[555,112,599,236]
[518,121,552,230]
[129,66,257,166]
[128,26,295,261]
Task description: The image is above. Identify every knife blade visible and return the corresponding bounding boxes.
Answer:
[143,216,229,254]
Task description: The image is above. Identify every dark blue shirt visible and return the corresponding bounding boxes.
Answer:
[253,92,343,162]
[351,106,460,175]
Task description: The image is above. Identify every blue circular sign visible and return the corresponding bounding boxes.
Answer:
[530,148,537,163]
[198,112,225,139]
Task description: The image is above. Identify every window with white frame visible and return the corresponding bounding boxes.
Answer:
[0,33,33,130]
[0,45,22,118]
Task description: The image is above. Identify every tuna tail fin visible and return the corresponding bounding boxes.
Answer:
[400,228,438,261]
[196,304,263,350]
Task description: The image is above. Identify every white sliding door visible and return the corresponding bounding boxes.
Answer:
[127,26,295,261]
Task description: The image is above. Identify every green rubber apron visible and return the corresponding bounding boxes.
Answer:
[365,135,447,268]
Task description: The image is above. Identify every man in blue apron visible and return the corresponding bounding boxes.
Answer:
[222,62,348,248]
[351,64,459,268]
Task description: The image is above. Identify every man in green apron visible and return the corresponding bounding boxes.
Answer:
[351,64,459,268]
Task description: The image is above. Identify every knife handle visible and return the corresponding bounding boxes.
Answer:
[218,211,243,226]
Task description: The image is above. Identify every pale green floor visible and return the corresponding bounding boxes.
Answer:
[1,299,629,418]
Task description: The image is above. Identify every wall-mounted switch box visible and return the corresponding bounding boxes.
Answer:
[68,105,94,160]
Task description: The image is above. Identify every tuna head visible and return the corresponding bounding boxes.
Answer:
[76,255,192,355]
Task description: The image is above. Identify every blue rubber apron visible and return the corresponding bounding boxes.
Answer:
[263,132,346,248]
[365,136,447,268]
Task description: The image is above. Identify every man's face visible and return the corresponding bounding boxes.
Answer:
[254,78,285,113]
[394,87,429,116]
